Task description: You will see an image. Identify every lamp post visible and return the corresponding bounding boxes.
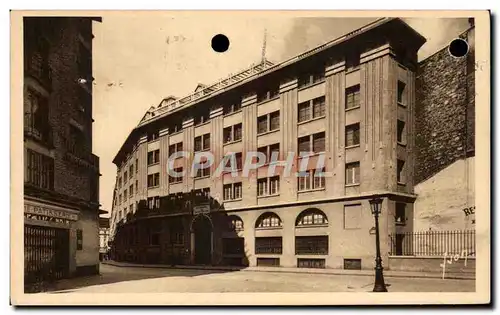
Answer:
[369,197,388,292]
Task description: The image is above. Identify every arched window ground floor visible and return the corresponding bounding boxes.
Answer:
[110,197,414,270]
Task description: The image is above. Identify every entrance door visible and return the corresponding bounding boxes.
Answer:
[24,225,69,284]
[193,216,212,265]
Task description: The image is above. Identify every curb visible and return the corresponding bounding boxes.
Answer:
[101,261,475,281]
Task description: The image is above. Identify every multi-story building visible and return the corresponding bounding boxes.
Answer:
[99,217,110,260]
[23,17,102,286]
[109,17,426,269]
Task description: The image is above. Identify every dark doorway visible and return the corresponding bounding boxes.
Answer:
[193,215,212,265]
[395,234,405,255]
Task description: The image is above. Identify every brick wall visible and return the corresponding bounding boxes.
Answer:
[415,33,474,184]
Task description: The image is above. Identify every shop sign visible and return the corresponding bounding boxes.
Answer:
[193,204,210,215]
[24,202,79,221]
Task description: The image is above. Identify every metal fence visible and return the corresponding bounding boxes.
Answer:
[389,230,475,257]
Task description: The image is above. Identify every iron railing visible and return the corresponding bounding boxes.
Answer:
[389,230,476,257]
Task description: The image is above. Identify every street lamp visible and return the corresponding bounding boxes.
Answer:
[369,197,388,292]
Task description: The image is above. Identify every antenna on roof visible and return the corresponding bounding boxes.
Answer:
[261,27,267,67]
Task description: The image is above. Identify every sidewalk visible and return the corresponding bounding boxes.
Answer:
[102,260,475,280]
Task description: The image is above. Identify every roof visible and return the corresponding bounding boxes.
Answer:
[113,17,426,165]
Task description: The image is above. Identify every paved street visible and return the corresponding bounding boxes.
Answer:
[43,264,475,293]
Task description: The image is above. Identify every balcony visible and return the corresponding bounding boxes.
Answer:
[25,52,52,90]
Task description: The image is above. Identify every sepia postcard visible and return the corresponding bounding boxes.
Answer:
[10,10,491,306]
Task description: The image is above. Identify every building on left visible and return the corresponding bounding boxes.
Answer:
[23,16,103,288]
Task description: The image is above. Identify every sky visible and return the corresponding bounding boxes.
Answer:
[91,14,470,216]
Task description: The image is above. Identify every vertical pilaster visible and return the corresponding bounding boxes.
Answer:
[279,81,298,200]
[138,135,148,200]
[325,62,346,196]
[183,118,194,192]
[210,106,223,202]
[159,127,169,196]
[242,94,257,205]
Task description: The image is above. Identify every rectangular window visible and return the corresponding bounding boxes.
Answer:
[395,202,407,225]
[147,196,161,210]
[257,176,279,196]
[147,131,159,142]
[169,167,183,184]
[25,149,54,190]
[257,178,267,197]
[269,111,280,131]
[298,69,325,88]
[397,81,406,105]
[135,159,138,173]
[298,135,310,153]
[124,171,128,184]
[194,133,210,152]
[345,85,360,109]
[234,123,242,141]
[397,159,405,184]
[124,189,128,200]
[312,132,325,153]
[257,258,280,267]
[147,173,160,188]
[129,184,133,197]
[255,237,282,254]
[345,123,360,147]
[344,259,362,270]
[194,109,209,126]
[312,96,325,118]
[147,149,160,165]
[257,115,268,134]
[298,168,325,191]
[135,180,138,194]
[223,100,242,115]
[397,120,406,144]
[223,123,243,143]
[298,101,310,123]
[295,236,329,255]
[223,182,242,200]
[222,238,245,255]
[298,258,326,269]
[258,143,280,164]
[129,164,134,177]
[345,162,360,185]
[257,85,280,103]
[169,142,183,156]
[195,161,211,178]
[346,54,360,72]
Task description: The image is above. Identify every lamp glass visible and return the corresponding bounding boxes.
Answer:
[369,198,382,215]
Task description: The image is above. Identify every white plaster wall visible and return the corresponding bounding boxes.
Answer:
[75,211,100,266]
[414,157,475,231]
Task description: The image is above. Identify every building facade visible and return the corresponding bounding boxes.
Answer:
[109,18,427,269]
[413,19,476,231]
[99,217,110,260]
[23,17,102,286]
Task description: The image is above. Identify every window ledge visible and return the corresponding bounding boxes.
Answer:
[345,106,361,112]
[223,198,243,203]
[147,185,160,189]
[398,101,407,108]
[147,162,160,167]
[345,67,360,74]
[169,130,183,137]
[397,182,406,186]
[345,183,360,188]
[395,222,407,226]
[397,142,407,147]
[297,152,326,159]
[297,187,326,194]
[257,193,280,199]
[169,181,183,185]
[223,109,242,117]
[345,144,361,150]
[147,139,160,144]
[255,226,283,231]
[257,128,280,137]
[297,115,326,126]
[223,139,242,146]
[295,224,329,229]
[194,175,211,180]
[256,96,280,106]
[297,79,325,91]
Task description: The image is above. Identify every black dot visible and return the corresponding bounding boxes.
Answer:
[211,34,229,53]
[448,38,469,58]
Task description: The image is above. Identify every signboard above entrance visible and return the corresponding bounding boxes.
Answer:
[193,204,210,215]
